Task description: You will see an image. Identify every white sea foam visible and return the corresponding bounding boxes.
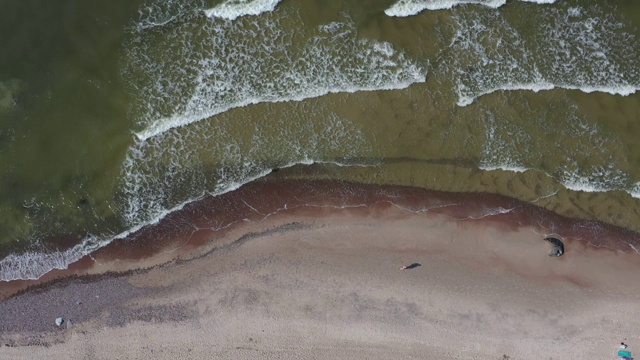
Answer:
[447,4,640,106]
[567,6,581,17]
[0,232,123,282]
[479,108,530,173]
[1,248,82,282]
[458,80,639,107]
[0,170,268,282]
[0,79,25,111]
[463,206,515,220]
[476,163,640,202]
[204,0,281,20]
[385,0,505,16]
[476,163,638,201]
[479,164,529,173]
[121,101,374,234]
[629,183,640,199]
[0,156,369,282]
[474,89,639,201]
[457,82,555,107]
[126,10,426,141]
[559,166,629,193]
[1,96,377,281]
[384,0,555,17]
[134,0,197,30]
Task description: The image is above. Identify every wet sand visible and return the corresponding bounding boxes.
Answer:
[1,180,640,359]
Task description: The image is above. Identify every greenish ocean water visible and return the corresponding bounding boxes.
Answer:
[1,0,639,280]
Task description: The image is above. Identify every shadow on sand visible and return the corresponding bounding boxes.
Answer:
[403,263,421,270]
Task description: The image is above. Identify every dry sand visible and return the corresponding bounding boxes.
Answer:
[1,182,640,359]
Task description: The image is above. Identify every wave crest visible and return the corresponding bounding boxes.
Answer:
[125,9,426,141]
[204,0,281,20]
[445,3,640,106]
[384,0,555,17]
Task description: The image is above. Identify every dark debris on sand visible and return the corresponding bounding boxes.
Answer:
[0,273,195,347]
[0,276,145,334]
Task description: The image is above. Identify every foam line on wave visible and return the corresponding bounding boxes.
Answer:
[4,162,638,281]
[479,161,640,200]
[446,4,640,106]
[123,104,375,227]
[457,83,638,107]
[0,155,378,282]
[384,0,556,17]
[127,12,427,142]
[476,96,640,200]
[478,159,635,196]
[203,0,282,20]
[0,102,380,281]
[630,183,640,200]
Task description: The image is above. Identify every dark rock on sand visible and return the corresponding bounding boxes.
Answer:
[544,237,564,257]
[0,276,148,334]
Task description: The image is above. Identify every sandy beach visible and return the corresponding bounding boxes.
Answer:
[1,180,639,359]
[2,0,640,358]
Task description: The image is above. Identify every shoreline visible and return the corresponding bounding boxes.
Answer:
[1,179,640,358]
[2,178,640,300]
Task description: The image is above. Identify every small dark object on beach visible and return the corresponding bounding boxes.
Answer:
[272,167,280,172]
[544,237,564,257]
[400,263,421,270]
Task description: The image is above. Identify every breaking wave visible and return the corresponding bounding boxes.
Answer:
[204,0,281,20]
[476,92,640,202]
[446,3,640,106]
[0,234,116,282]
[384,0,556,17]
[121,102,376,227]
[125,8,427,141]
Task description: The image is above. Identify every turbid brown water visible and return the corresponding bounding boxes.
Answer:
[1,0,640,281]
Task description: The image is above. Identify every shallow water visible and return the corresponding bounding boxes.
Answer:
[0,0,639,281]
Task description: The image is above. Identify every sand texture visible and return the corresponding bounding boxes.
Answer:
[1,193,640,359]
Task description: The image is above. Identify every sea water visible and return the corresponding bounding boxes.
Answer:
[0,0,639,281]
